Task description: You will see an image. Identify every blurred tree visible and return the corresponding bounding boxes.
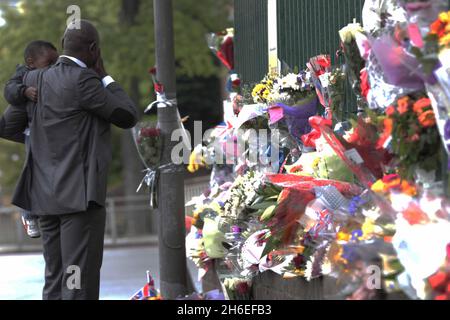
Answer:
[0,0,232,197]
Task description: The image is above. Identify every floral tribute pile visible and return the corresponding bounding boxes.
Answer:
[185,0,450,300]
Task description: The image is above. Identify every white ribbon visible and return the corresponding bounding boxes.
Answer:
[145,92,178,114]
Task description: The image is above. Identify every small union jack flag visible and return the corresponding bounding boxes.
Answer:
[130,271,160,300]
[310,209,332,239]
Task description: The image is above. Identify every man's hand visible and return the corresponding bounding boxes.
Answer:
[93,55,108,79]
[24,87,38,102]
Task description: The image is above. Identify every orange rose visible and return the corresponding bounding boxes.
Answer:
[398,103,409,114]
[400,181,417,197]
[413,98,432,114]
[386,105,396,116]
[418,110,437,127]
[397,97,410,114]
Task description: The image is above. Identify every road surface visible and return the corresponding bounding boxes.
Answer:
[0,246,201,300]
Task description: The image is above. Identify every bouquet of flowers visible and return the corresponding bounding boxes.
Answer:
[186,226,212,272]
[307,55,332,108]
[339,21,368,111]
[251,73,277,104]
[134,120,163,208]
[383,95,441,180]
[364,25,423,110]
[270,71,316,106]
[222,171,266,221]
[207,29,235,71]
[221,277,253,300]
[266,71,319,141]
[134,122,162,170]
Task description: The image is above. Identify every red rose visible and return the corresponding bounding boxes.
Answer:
[154,83,164,94]
[140,128,160,138]
[232,78,241,87]
[139,128,147,137]
[235,282,249,295]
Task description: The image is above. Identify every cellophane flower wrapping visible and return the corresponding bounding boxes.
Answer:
[133,121,162,170]
[362,0,419,110]
[362,0,408,34]
[206,30,234,70]
[366,50,418,110]
[370,34,426,90]
[399,0,448,32]
[270,95,319,144]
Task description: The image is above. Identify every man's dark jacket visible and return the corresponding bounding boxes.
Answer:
[0,57,138,215]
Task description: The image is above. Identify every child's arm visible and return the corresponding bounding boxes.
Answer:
[0,105,27,144]
[3,65,36,106]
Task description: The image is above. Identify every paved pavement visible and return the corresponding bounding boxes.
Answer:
[0,246,201,300]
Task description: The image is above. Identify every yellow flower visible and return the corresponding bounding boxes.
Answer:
[252,84,265,97]
[371,179,387,193]
[187,149,205,173]
[312,157,321,168]
[439,11,449,24]
[439,33,450,47]
[361,218,376,239]
[336,231,351,242]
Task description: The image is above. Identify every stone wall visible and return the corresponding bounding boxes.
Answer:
[201,263,408,300]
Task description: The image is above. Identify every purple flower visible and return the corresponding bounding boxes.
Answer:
[351,230,363,242]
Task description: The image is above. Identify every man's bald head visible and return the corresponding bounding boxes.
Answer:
[62,20,100,67]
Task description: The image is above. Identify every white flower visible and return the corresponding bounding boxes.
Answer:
[339,22,364,43]
[321,257,332,276]
[280,73,300,90]
[319,72,331,88]
[304,258,314,282]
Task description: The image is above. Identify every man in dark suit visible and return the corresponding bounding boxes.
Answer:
[0,20,138,300]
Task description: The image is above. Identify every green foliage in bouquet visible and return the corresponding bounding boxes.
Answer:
[328,67,347,119]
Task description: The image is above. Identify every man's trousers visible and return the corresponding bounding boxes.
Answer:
[39,206,106,300]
